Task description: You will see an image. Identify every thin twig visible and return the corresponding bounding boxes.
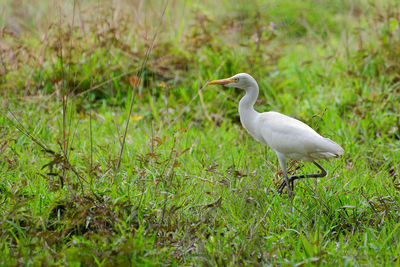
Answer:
[6,110,54,154]
[114,0,169,181]
[198,79,213,123]
[75,69,138,97]
[65,0,77,159]
[161,136,177,224]
[90,107,93,174]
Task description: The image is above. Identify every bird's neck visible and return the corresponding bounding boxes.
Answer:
[239,83,259,119]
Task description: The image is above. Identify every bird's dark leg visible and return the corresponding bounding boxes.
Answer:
[278,161,327,194]
[277,155,293,197]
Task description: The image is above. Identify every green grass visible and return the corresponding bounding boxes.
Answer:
[1,0,400,265]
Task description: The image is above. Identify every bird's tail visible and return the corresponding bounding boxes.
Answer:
[322,138,344,157]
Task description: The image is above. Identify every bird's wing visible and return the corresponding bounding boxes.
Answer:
[258,112,343,159]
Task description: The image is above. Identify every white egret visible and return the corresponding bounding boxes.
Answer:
[207,73,344,195]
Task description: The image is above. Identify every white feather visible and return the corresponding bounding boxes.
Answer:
[208,73,344,193]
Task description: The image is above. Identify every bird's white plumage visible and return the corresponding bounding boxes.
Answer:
[257,111,343,161]
[208,72,344,193]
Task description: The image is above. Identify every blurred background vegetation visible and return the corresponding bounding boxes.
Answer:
[1,0,399,125]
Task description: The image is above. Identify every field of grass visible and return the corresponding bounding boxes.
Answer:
[1,0,400,265]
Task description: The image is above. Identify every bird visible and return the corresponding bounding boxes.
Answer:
[207,73,344,195]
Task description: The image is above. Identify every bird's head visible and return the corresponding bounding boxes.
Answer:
[207,73,257,90]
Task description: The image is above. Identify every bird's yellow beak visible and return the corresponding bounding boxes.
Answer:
[207,78,234,85]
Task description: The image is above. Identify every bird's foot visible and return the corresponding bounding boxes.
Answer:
[277,180,286,194]
[277,179,294,195]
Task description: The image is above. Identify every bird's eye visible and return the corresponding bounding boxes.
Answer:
[234,78,239,82]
